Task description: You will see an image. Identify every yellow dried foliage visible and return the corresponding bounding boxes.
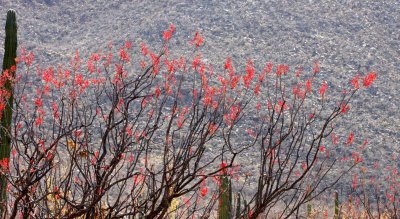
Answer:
[167,198,180,218]
[67,139,76,151]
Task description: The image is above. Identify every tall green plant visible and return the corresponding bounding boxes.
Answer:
[334,191,340,219]
[235,192,241,219]
[0,9,17,215]
[218,174,232,219]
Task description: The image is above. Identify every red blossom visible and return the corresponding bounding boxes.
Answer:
[0,158,9,173]
[305,79,312,93]
[352,174,358,189]
[191,54,201,70]
[42,66,54,83]
[256,102,261,111]
[230,76,240,90]
[292,84,301,97]
[351,152,363,164]
[276,64,289,76]
[164,59,175,73]
[163,30,172,41]
[20,50,34,67]
[208,123,218,135]
[191,32,204,48]
[302,162,307,171]
[331,133,339,145]
[319,81,327,97]
[140,42,148,56]
[254,84,260,96]
[313,61,320,74]
[119,47,130,62]
[224,105,240,125]
[51,101,59,119]
[149,52,160,74]
[275,100,288,112]
[350,75,360,89]
[363,72,376,87]
[266,62,273,74]
[34,97,43,107]
[35,117,43,126]
[140,60,146,69]
[125,40,132,49]
[224,57,232,70]
[340,102,350,113]
[155,86,161,98]
[295,66,302,77]
[345,132,355,146]
[200,187,208,197]
[243,60,255,88]
[87,59,95,73]
[220,161,227,169]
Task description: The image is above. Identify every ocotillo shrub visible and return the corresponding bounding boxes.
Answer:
[218,172,232,219]
[1,22,378,218]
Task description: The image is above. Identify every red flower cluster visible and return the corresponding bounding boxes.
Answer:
[0,158,9,173]
[191,32,204,48]
[363,72,376,87]
[163,24,176,41]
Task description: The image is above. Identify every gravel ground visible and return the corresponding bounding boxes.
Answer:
[0,0,399,208]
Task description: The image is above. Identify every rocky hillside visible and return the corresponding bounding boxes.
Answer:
[0,0,399,194]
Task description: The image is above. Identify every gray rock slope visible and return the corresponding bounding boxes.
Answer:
[0,0,399,192]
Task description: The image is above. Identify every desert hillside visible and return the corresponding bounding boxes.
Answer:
[0,0,399,216]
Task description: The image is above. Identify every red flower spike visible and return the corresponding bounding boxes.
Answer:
[200,187,208,197]
[363,72,376,87]
[243,60,255,88]
[220,161,227,169]
[256,102,261,111]
[266,62,273,74]
[313,61,320,74]
[345,132,355,146]
[295,66,302,77]
[191,54,201,70]
[0,158,9,173]
[140,60,146,69]
[24,51,34,67]
[163,30,172,41]
[230,76,240,90]
[352,174,358,189]
[350,74,360,89]
[10,65,16,73]
[35,117,43,126]
[276,64,289,76]
[254,84,260,96]
[224,57,232,70]
[119,47,130,62]
[191,32,204,48]
[155,86,161,98]
[125,40,132,49]
[331,133,339,145]
[140,42,148,56]
[87,59,95,73]
[340,102,350,113]
[34,97,43,107]
[319,81,327,97]
[305,79,312,93]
